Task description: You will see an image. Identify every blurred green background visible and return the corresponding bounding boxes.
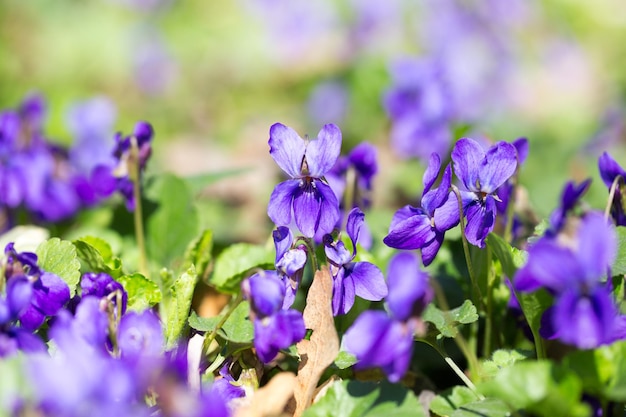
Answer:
[1,0,626,243]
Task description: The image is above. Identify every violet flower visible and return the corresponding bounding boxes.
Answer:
[242,271,306,363]
[267,123,341,238]
[383,153,459,266]
[598,152,626,226]
[272,226,307,309]
[451,137,517,248]
[514,212,623,349]
[324,207,387,315]
[81,272,128,314]
[343,252,432,382]
[546,179,591,237]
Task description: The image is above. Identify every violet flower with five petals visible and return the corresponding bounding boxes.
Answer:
[451,137,517,247]
[324,207,387,315]
[383,153,459,265]
[267,123,341,238]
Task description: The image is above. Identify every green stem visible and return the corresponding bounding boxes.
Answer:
[510,285,546,360]
[296,236,319,271]
[604,175,622,222]
[483,246,494,357]
[503,173,519,244]
[129,138,148,278]
[202,294,243,356]
[432,279,481,382]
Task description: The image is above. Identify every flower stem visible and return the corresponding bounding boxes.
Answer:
[130,138,149,278]
[296,236,319,271]
[604,175,622,222]
[202,294,243,356]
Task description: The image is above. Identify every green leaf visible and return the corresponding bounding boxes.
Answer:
[423,300,479,338]
[73,236,123,278]
[162,266,198,348]
[210,243,274,294]
[479,361,589,417]
[182,229,213,276]
[188,301,253,344]
[486,233,527,278]
[36,238,81,297]
[117,273,162,311]
[146,173,200,271]
[183,168,251,194]
[450,399,511,417]
[429,386,479,417]
[480,349,531,380]
[612,226,626,276]
[334,350,358,370]
[302,380,427,417]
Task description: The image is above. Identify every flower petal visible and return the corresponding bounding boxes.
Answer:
[598,152,626,189]
[422,164,452,216]
[477,141,517,193]
[332,269,356,316]
[267,180,299,227]
[346,207,365,254]
[433,191,460,232]
[387,252,432,320]
[463,198,496,248]
[383,213,436,250]
[272,226,293,264]
[269,123,306,178]
[421,232,445,267]
[314,181,341,237]
[349,262,388,302]
[306,124,342,177]
[451,138,485,192]
[422,153,441,195]
[577,212,616,284]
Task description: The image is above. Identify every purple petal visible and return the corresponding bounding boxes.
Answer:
[477,141,518,193]
[332,269,356,316]
[383,213,436,250]
[387,252,432,320]
[349,262,388,302]
[305,124,342,177]
[422,164,452,216]
[343,310,392,362]
[32,272,70,316]
[254,309,305,363]
[421,233,444,266]
[325,240,352,266]
[273,226,293,264]
[388,205,422,230]
[276,248,307,277]
[422,153,442,195]
[247,272,285,318]
[346,207,365,253]
[553,287,616,349]
[18,307,45,331]
[513,137,529,165]
[514,238,580,293]
[463,198,496,248]
[598,152,626,189]
[433,191,460,232]
[6,277,33,317]
[577,213,616,284]
[14,329,47,354]
[293,185,322,238]
[267,180,299,227]
[451,138,485,192]
[269,123,306,178]
[314,180,341,237]
[118,310,164,361]
[348,142,378,188]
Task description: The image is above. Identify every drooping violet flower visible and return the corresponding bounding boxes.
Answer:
[598,152,626,226]
[343,252,432,382]
[324,207,387,315]
[451,137,517,247]
[384,153,459,265]
[81,272,128,315]
[272,226,307,309]
[267,123,341,238]
[242,271,306,363]
[514,212,623,349]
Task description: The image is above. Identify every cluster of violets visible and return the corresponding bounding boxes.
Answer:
[0,244,230,417]
[0,94,155,230]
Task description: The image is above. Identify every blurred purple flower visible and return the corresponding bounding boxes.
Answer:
[546,179,591,237]
[118,309,163,363]
[451,138,517,247]
[272,226,307,309]
[598,152,626,226]
[307,81,348,127]
[384,153,459,265]
[324,208,387,315]
[267,123,341,238]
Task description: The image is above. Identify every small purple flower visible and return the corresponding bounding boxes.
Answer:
[451,138,517,247]
[546,179,591,237]
[598,152,626,226]
[515,212,622,349]
[242,271,306,363]
[386,252,433,321]
[384,153,459,265]
[81,272,128,314]
[267,123,341,238]
[272,226,307,308]
[324,208,387,315]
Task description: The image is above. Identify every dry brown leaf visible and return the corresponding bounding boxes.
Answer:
[290,267,340,417]
[234,372,297,417]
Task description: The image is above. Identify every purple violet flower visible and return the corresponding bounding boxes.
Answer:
[324,207,387,315]
[546,179,591,237]
[598,152,626,226]
[383,153,459,265]
[343,252,432,382]
[451,137,518,248]
[267,123,341,238]
[242,271,306,363]
[81,272,128,314]
[273,226,307,309]
[514,212,622,349]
